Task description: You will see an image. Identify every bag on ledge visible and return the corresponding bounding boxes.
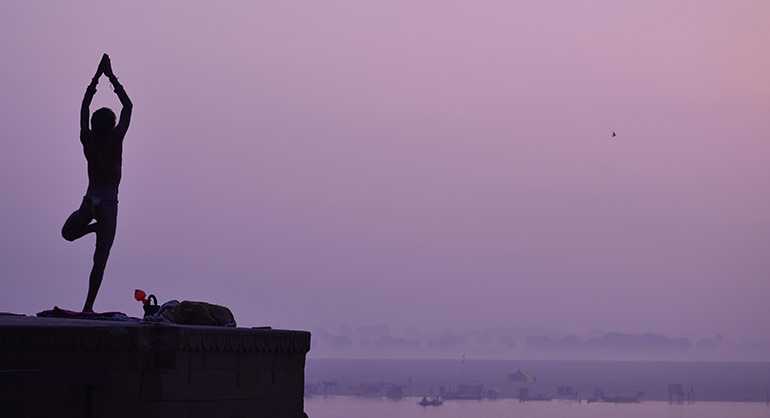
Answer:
[146,300,236,327]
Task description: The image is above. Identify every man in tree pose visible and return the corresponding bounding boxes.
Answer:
[62,54,132,312]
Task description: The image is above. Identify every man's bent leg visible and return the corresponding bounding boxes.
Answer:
[82,202,118,312]
[61,198,96,242]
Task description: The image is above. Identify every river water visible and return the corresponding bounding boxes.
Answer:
[305,396,770,418]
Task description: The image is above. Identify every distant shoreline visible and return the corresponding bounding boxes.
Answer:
[307,358,770,402]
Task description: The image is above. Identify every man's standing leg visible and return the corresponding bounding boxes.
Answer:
[82,202,118,312]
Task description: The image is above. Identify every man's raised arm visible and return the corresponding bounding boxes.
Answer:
[102,54,132,136]
[80,71,100,138]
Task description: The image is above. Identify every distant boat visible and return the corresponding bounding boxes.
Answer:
[418,396,443,406]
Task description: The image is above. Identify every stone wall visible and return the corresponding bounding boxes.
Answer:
[0,316,311,418]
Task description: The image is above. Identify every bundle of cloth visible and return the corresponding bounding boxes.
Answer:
[144,300,236,327]
[37,306,137,322]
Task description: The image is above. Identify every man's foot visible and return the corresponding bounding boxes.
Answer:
[86,222,98,235]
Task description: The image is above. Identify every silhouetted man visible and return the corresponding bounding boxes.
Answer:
[62,54,132,312]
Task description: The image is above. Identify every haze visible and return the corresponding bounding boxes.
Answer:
[1,1,768,355]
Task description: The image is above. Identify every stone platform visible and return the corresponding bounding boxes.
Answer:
[0,315,310,418]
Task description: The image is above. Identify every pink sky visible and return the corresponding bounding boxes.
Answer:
[1,1,769,345]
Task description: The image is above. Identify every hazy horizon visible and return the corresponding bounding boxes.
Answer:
[1,1,769,355]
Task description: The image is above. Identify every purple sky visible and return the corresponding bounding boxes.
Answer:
[1,2,769,344]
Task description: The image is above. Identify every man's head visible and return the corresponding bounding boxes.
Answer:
[91,107,116,134]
